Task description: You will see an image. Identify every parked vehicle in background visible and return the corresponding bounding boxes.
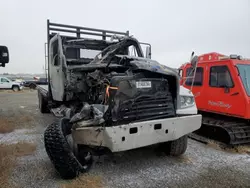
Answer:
[0,76,23,91]
[23,77,48,89]
[179,52,250,145]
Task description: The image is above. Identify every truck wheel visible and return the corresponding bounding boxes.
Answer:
[38,92,49,113]
[12,85,20,92]
[160,135,188,156]
[29,83,37,89]
[44,118,92,179]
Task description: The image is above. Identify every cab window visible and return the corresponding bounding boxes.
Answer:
[1,78,9,83]
[185,67,203,86]
[209,66,234,88]
[128,45,139,57]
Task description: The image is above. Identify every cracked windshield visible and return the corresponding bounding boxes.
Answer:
[0,0,249,188]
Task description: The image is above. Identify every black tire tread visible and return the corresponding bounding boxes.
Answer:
[39,92,50,113]
[44,122,83,179]
[165,135,188,156]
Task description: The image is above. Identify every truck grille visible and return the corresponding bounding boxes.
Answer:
[118,95,175,123]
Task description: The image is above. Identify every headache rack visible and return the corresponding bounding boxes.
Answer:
[47,19,130,43]
[44,19,130,79]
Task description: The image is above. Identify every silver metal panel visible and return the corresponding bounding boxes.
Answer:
[72,115,202,152]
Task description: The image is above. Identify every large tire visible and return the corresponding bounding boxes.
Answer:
[44,118,92,179]
[161,135,188,156]
[38,92,49,113]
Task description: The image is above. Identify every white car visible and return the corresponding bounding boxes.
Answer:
[0,77,23,91]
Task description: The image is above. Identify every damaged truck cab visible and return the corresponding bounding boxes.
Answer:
[39,20,202,179]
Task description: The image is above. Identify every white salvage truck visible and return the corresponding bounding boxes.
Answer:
[37,20,202,179]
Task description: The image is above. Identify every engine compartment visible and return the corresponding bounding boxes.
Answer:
[50,37,179,127]
[65,67,176,126]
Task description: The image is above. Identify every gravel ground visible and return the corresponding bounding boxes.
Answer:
[0,90,250,188]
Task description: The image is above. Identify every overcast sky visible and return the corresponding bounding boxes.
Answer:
[0,0,249,74]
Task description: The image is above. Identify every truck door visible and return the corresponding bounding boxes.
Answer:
[0,77,12,89]
[48,35,65,101]
[205,64,246,117]
[184,66,205,109]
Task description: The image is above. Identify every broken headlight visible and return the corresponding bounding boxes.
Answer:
[180,96,195,108]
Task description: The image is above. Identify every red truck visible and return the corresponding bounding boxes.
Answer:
[179,52,250,145]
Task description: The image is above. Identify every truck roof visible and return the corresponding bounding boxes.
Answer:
[179,52,250,69]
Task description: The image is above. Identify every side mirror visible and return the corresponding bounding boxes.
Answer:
[191,55,198,69]
[145,46,151,59]
[0,46,9,67]
[190,51,195,62]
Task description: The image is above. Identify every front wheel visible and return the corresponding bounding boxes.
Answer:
[159,135,188,156]
[44,118,93,179]
[12,85,20,92]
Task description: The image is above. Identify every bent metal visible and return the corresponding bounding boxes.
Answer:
[39,20,202,180]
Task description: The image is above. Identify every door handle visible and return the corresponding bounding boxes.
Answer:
[230,92,239,96]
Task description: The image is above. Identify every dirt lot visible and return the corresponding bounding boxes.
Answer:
[0,91,250,188]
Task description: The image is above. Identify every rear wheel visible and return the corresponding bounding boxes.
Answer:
[12,85,20,92]
[38,92,49,113]
[160,135,188,156]
[29,83,37,89]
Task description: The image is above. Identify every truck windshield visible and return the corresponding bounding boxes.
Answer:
[236,64,250,96]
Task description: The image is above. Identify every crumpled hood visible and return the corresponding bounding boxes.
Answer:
[117,55,188,109]
[116,55,182,109]
[116,55,179,78]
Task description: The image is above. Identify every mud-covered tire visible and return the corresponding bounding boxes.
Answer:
[44,120,86,179]
[38,92,49,113]
[161,135,188,156]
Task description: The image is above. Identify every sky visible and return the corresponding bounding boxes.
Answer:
[0,0,249,74]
